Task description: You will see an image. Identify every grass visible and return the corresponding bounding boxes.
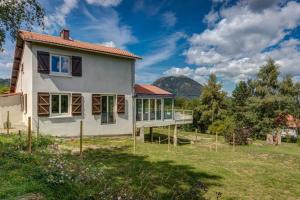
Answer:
[0,128,300,200]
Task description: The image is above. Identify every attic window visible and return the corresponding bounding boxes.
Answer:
[50,54,71,76]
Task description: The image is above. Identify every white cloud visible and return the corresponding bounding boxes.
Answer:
[83,9,137,49]
[203,10,220,27]
[163,66,211,84]
[162,11,177,27]
[164,67,194,77]
[85,0,122,7]
[136,32,186,69]
[42,0,78,34]
[185,1,300,82]
[100,41,117,48]
[0,41,14,78]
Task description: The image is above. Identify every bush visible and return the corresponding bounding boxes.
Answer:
[225,128,253,145]
[10,134,55,151]
[208,117,235,136]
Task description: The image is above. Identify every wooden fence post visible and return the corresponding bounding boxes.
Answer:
[18,130,22,150]
[150,127,153,142]
[159,136,161,144]
[133,125,136,154]
[6,111,10,135]
[215,132,218,152]
[37,117,40,137]
[174,124,177,147]
[168,125,170,152]
[27,117,32,154]
[80,120,83,157]
[195,128,198,143]
[233,131,235,152]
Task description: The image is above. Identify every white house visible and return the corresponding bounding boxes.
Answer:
[0,29,192,137]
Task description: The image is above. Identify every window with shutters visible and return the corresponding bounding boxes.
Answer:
[50,54,71,76]
[50,93,71,116]
[101,95,116,124]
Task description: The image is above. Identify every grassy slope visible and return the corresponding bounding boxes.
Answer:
[0,129,300,200]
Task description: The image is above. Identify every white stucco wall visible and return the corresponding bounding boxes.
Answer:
[15,42,33,124]
[0,94,22,129]
[29,43,135,137]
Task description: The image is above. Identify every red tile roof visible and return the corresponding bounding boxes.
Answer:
[134,84,173,96]
[19,30,141,59]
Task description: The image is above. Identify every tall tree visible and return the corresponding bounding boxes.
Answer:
[0,0,44,50]
[195,74,227,132]
[232,81,252,106]
[255,58,280,97]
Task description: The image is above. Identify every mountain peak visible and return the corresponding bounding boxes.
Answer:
[153,76,202,99]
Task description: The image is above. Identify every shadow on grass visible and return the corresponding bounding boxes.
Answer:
[145,132,192,146]
[0,141,222,200]
[82,146,222,199]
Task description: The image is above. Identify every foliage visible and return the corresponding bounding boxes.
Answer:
[194,74,227,132]
[208,117,235,136]
[0,0,44,50]
[224,128,253,145]
[230,58,300,138]
[6,134,55,151]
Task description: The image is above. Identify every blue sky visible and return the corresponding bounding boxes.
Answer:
[1,0,300,92]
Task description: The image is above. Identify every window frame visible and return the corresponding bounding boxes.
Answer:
[50,54,71,76]
[101,94,116,125]
[50,93,71,117]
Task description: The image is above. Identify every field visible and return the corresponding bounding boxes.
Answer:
[0,128,300,200]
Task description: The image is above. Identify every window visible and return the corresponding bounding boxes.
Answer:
[136,99,142,121]
[143,99,149,121]
[156,99,161,120]
[101,95,115,124]
[150,99,155,120]
[164,98,173,120]
[51,55,71,75]
[50,94,70,116]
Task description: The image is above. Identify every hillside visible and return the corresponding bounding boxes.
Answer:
[0,78,10,93]
[0,78,10,87]
[153,76,202,99]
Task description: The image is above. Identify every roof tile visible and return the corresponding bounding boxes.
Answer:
[19,30,141,59]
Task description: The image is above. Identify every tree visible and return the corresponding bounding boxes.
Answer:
[232,81,251,106]
[195,74,227,132]
[255,58,280,97]
[0,0,44,50]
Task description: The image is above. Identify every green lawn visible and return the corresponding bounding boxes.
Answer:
[0,128,300,200]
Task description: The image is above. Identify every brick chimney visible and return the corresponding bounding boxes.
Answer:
[60,29,70,40]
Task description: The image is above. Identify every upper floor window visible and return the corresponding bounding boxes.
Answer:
[51,55,71,75]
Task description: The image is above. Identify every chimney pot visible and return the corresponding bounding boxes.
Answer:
[60,29,70,40]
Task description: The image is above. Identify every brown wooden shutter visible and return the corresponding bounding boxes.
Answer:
[38,92,50,116]
[117,95,125,113]
[72,56,82,76]
[72,93,82,116]
[37,51,50,74]
[92,94,101,115]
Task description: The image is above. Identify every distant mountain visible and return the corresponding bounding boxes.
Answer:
[0,78,10,87]
[153,76,203,99]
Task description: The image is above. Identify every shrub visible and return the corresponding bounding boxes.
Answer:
[208,117,235,136]
[225,128,253,145]
[10,134,55,151]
